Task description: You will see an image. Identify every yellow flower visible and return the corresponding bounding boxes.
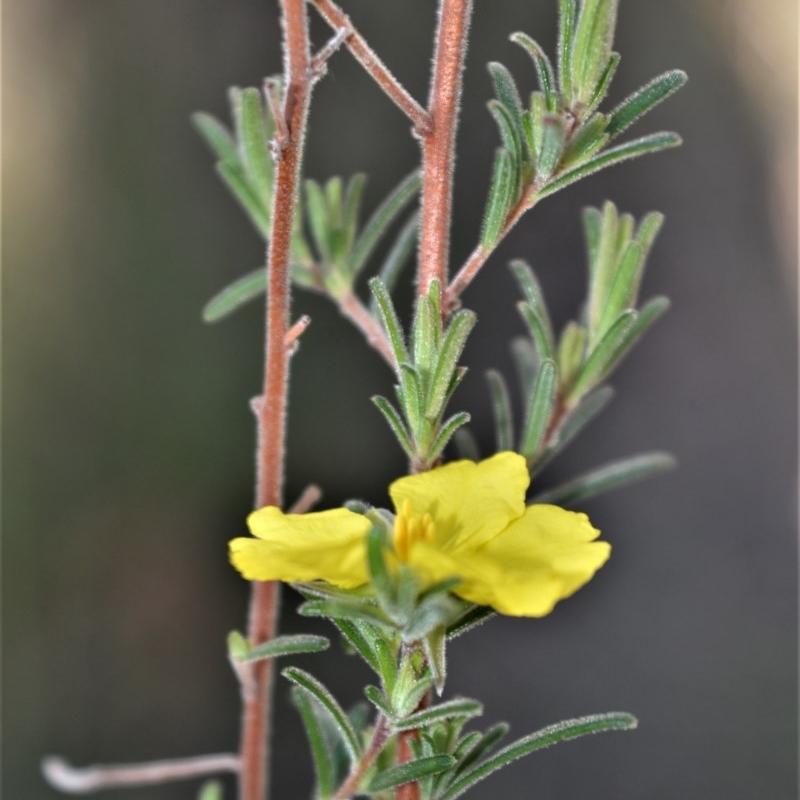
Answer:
[229,452,610,617]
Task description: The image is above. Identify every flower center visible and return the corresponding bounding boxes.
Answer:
[393,498,436,561]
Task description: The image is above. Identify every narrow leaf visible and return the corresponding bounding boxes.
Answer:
[452,428,481,462]
[533,451,676,505]
[455,723,510,773]
[606,69,688,138]
[520,359,558,460]
[292,687,338,800]
[427,412,471,464]
[570,310,636,399]
[216,162,270,238]
[332,618,380,672]
[487,62,525,135]
[586,51,620,114]
[511,33,558,112]
[424,627,447,694]
[305,179,333,264]
[369,756,455,792]
[203,268,266,323]
[561,112,609,168]
[488,101,524,191]
[282,667,362,762]
[372,396,415,459]
[446,605,495,640]
[557,0,578,100]
[192,113,240,167]
[349,170,421,278]
[510,261,555,353]
[369,278,409,367]
[393,699,483,732]
[426,310,476,421]
[242,634,330,663]
[540,132,682,198]
[364,685,394,718]
[518,303,554,363]
[594,240,644,342]
[486,370,514,453]
[536,114,566,181]
[372,212,419,306]
[238,88,274,206]
[439,713,637,800]
[481,148,515,248]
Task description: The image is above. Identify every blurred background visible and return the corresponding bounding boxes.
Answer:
[4,1,797,798]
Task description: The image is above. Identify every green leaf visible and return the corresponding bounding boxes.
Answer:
[372,396,415,460]
[331,618,381,672]
[594,240,644,343]
[452,428,481,462]
[511,33,558,112]
[192,113,240,168]
[216,162,270,238]
[540,131,682,198]
[298,599,395,632]
[238,88,274,207]
[531,386,614,475]
[518,303,554,364]
[510,260,555,354]
[438,712,637,800]
[520,359,558,460]
[292,687,338,800]
[587,200,620,331]
[203,268,266,323]
[413,288,440,388]
[369,278,409,367]
[227,630,250,660]
[488,101,524,190]
[536,114,566,181]
[481,148,515,248]
[282,667,363,762]
[557,0,578,101]
[569,309,636,399]
[403,594,463,643]
[349,170,422,279]
[369,755,455,792]
[557,320,587,390]
[570,0,618,110]
[487,62,525,137]
[426,311,476,422]
[305,179,333,264]
[606,69,688,138]
[533,451,676,505]
[423,627,447,695]
[342,173,367,260]
[454,723,509,773]
[372,212,419,305]
[364,685,395,718]
[241,634,330,663]
[561,112,609,168]
[196,780,223,800]
[446,605,495,640]
[393,699,483,732]
[586,51,620,114]
[367,525,397,616]
[486,370,514,453]
[427,412,471,464]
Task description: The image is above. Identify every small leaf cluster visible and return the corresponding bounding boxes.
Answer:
[246,517,635,800]
[193,86,419,321]
[480,0,686,247]
[461,201,675,507]
[371,280,475,471]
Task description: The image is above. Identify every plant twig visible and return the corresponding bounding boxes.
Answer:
[444,188,536,312]
[242,1,313,799]
[42,754,240,794]
[309,0,432,135]
[417,0,474,297]
[333,715,392,799]
[339,292,395,366]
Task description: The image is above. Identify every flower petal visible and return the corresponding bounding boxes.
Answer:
[470,504,611,616]
[229,506,372,588]
[389,452,529,549]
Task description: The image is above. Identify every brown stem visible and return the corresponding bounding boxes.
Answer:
[338,292,395,366]
[42,754,240,794]
[444,188,537,312]
[333,715,392,799]
[240,2,313,800]
[417,0,474,298]
[309,0,432,135]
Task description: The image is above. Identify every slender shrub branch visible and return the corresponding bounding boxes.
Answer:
[309,0,432,134]
[241,1,313,799]
[417,0,474,297]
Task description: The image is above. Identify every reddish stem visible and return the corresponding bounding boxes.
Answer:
[417,0,474,297]
[240,2,312,799]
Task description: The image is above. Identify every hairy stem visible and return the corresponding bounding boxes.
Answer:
[241,1,312,799]
[333,715,392,799]
[417,0,474,297]
[339,292,395,366]
[309,0,432,134]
